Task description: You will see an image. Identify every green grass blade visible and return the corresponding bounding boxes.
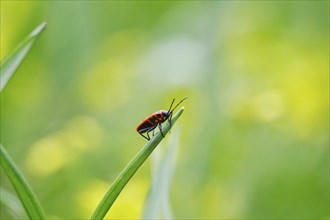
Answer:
[142,129,180,219]
[90,107,185,220]
[0,187,27,219]
[0,22,47,92]
[0,144,47,219]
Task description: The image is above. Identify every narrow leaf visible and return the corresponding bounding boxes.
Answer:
[90,107,185,220]
[0,22,47,92]
[0,187,27,219]
[0,144,47,219]
[142,129,180,219]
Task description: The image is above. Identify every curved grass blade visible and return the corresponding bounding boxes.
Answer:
[90,107,185,220]
[0,22,47,92]
[0,187,27,219]
[142,129,180,219]
[0,144,47,219]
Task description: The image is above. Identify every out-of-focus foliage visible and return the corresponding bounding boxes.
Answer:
[0,22,46,92]
[0,22,47,219]
[1,1,328,219]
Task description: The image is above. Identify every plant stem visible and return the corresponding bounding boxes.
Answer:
[0,144,47,219]
[90,107,185,220]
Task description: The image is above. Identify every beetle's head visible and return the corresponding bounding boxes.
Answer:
[161,110,171,120]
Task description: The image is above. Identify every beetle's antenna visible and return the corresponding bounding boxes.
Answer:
[170,97,188,113]
[167,98,175,112]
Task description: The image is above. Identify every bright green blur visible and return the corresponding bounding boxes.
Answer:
[1,1,328,219]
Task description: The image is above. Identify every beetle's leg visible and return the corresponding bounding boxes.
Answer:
[139,132,150,141]
[144,125,157,141]
[158,123,165,138]
[152,129,155,136]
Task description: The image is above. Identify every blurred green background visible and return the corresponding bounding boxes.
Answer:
[1,1,329,219]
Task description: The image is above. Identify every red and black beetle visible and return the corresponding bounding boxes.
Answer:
[136,97,188,140]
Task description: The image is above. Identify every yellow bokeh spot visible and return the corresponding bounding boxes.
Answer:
[25,116,104,177]
[75,178,148,219]
[61,116,104,151]
[251,89,285,122]
[25,137,74,177]
[107,179,148,219]
[75,179,110,218]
